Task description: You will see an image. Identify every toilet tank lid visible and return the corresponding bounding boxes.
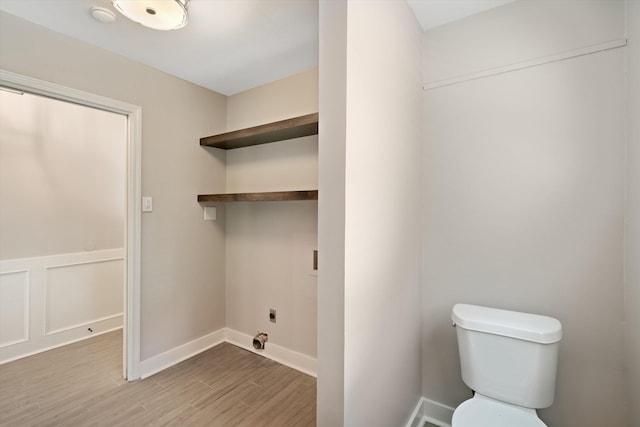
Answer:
[452,304,562,344]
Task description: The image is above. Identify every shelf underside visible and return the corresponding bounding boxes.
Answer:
[198,190,318,204]
[200,113,318,150]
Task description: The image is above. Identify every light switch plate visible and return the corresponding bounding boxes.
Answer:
[142,196,153,212]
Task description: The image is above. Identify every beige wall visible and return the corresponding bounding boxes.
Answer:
[224,69,318,358]
[318,0,423,425]
[625,0,640,425]
[421,1,628,426]
[227,68,318,131]
[0,11,228,362]
[317,0,347,424]
[226,69,318,195]
[0,91,125,260]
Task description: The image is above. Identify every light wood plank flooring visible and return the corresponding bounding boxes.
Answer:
[0,331,316,426]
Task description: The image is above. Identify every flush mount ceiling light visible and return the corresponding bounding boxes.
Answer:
[112,0,189,31]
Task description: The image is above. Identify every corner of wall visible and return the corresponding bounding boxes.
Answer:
[624,0,640,424]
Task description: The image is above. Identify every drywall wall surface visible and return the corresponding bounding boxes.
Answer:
[226,67,318,131]
[342,1,423,426]
[225,201,317,356]
[625,0,640,425]
[0,12,228,362]
[223,136,318,194]
[0,91,125,260]
[422,33,627,427]
[422,0,625,85]
[225,68,318,194]
[317,0,347,424]
[224,71,318,358]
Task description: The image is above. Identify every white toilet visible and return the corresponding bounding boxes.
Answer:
[451,304,562,427]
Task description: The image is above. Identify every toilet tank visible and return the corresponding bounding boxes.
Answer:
[452,304,562,409]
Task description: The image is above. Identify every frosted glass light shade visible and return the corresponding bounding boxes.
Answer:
[112,0,189,30]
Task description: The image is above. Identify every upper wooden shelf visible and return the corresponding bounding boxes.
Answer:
[198,190,318,205]
[200,113,319,150]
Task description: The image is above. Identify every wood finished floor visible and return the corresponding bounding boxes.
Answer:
[0,331,316,426]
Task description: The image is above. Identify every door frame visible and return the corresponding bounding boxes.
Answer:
[0,69,142,380]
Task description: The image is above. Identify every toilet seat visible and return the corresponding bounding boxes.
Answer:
[452,394,547,427]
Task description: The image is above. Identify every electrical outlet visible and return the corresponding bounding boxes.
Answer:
[269,308,276,323]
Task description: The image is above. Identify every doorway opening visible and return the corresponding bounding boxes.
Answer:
[0,70,141,380]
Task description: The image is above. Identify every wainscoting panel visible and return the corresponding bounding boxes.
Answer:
[0,249,124,364]
[0,270,29,348]
[45,258,123,335]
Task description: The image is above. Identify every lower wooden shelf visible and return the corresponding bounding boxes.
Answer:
[197,190,318,204]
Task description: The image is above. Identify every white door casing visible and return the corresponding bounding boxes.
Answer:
[0,69,142,380]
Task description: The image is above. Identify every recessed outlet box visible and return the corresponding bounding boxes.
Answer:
[204,206,216,220]
[269,308,276,323]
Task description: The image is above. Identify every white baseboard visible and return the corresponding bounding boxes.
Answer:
[0,324,122,365]
[0,317,123,365]
[224,328,317,377]
[138,327,317,380]
[139,328,226,379]
[405,397,455,427]
[406,397,427,427]
[0,249,125,365]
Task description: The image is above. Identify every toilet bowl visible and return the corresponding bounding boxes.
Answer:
[452,393,547,427]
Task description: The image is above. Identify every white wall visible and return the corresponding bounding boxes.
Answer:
[422,0,625,86]
[318,0,423,425]
[625,0,640,425]
[0,90,125,362]
[0,11,228,363]
[224,69,318,359]
[421,1,628,426]
[0,91,125,260]
[0,250,124,363]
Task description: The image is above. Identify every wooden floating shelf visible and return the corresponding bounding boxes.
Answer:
[200,113,318,150]
[198,190,318,205]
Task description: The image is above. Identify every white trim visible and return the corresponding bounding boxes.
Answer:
[125,96,142,381]
[0,326,122,365]
[405,397,455,427]
[423,38,628,91]
[0,69,142,381]
[1,249,124,268]
[138,328,226,379]
[0,250,124,361]
[224,328,317,377]
[406,397,427,427]
[42,254,124,335]
[0,70,141,114]
[422,397,455,427]
[137,327,317,380]
[45,313,123,336]
[0,270,30,348]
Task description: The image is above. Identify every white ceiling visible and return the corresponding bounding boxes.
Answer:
[0,0,514,96]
